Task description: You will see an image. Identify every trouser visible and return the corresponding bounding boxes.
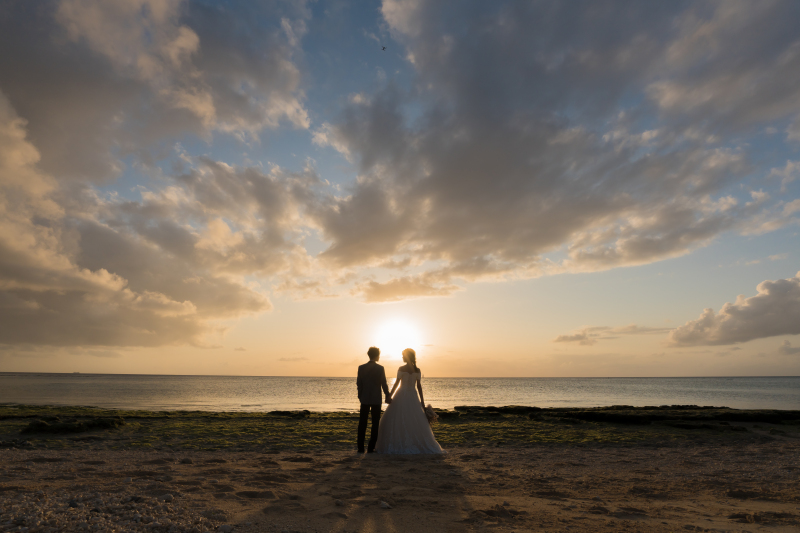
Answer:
[357,403,381,452]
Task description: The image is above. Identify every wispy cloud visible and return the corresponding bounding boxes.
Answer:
[554,325,672,346]
[778,341,800,356]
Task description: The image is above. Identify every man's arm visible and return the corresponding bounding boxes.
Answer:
[380,367,391,399]
[356,368,363,399]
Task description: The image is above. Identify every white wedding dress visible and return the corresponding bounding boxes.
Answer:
[374,370,445,454]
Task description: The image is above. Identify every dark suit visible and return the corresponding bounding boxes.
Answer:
[356,360,390,452]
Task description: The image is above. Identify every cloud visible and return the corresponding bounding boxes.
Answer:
[358,275,460,303]
[669,272,800,346]
[69,348,122,358]
[308,0,800,293]
[554,325,672,346]
[3,0,800,357]
[0,0,309,181]
[714,346,742,357]
[777,341,800,355]
[234,347,246,351]
[0,0,325,351]
[769,160,800,192]
[0,90,288,347]
[554,332,599,346]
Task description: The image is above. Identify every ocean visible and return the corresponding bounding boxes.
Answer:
[0,373,797,412]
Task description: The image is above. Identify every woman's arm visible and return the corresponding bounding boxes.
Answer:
[388,369,401,397]
[417,378,425,407]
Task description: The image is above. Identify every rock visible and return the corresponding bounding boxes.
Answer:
[502,501,510,506]
[218,525,234,533]
[729,512,758,523]
[380,501,392,509]
[68,500,78,508]
[180,458,193,464]
[123,477,132,482]
[727,489,764,499]
[268,409,311,418]
[335,499,344,507]
[486,504,513,519]
[160,494,173,502]
[592,496,603,501]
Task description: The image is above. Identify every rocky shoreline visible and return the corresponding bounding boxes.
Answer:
[2,404,799,452]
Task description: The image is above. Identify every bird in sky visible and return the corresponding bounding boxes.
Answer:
[382,46,386,51]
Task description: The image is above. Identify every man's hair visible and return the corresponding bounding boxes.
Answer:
[367,346,380,359]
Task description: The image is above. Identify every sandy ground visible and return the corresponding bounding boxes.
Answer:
[1,437,799,533]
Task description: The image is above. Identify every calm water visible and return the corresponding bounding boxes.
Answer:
[0,373,797,412]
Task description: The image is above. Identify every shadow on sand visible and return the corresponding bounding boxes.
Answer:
[240,450,476,533]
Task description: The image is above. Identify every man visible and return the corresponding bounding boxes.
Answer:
[356,346,391,453]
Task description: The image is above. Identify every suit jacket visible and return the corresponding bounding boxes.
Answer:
[357,360,390,405]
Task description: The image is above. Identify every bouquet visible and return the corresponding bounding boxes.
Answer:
[424,404,439,425]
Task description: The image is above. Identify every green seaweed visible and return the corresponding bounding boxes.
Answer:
[0,403,796,451]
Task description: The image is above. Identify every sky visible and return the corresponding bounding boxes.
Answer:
[0,0,799,377]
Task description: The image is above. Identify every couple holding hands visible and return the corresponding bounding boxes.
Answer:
[356,346,444,455]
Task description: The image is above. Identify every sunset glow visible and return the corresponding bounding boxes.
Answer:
[373,321,423,362]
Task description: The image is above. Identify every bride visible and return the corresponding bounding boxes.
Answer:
[374,348,445,454]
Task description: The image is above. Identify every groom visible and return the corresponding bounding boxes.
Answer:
[356,346,391,453]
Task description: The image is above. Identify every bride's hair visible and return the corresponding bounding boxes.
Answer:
[402,348,418,373]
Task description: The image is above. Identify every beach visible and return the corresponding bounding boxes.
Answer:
[1,405,799,532]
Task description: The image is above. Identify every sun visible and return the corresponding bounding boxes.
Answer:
[373,320,423,361]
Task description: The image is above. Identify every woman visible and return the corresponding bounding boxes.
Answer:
[374,348,445,454]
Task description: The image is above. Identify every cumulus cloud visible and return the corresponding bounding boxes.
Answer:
[0,94,278,346]
[0,92,221,346]
[0,0,320,348]
[0,0,309,181]
[669,272,800,346]
[309,0,800,291]
[554,325,672,346]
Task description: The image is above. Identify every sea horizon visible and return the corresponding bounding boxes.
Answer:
[1,373,797,412]
[3,371,798,379]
